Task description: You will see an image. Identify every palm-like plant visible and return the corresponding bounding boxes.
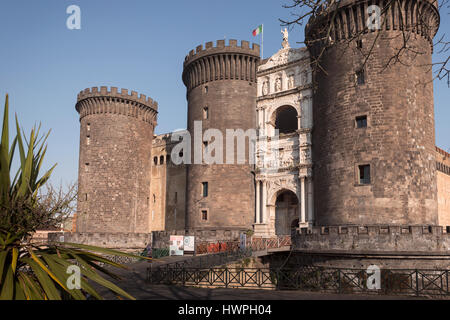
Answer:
[0,95,140,300]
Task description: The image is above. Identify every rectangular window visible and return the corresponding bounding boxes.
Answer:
[356,69,365,85]
[203,107,209,120]
[356,115,367,128]
[201,210,208,221]
[174,192,178,203]
[86,135,91,145]
[202,182,208,197]
[359,165,371,184]
[85,163,89,172]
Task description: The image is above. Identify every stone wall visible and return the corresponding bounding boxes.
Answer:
[48,232,152,250]
[436,147,450,227]
[152,229,246,249]
[75,87,158,233]
[182,40,260,231]
[293,226,450,253]
[306,1,439,226]
[150,133,187,232]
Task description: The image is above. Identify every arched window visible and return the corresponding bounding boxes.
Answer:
[153,157,158,165]
[274,105,298,134]
[160,155,164,165]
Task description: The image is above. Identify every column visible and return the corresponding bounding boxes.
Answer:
[307,178,314,223]
[262,181,267,223]
[300,177,306,223]
[255,181,260,224]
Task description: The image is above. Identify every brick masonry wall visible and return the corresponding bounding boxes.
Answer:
[308,14,439,225]
[75,88,157,233]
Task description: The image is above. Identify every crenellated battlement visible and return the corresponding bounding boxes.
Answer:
[294,225,450,252]
[183,39,260,67]
[75,86,158,125]
[298,225,448,236]
[77,86,158,111]
[182,40,261,91]
[306,0,440,47]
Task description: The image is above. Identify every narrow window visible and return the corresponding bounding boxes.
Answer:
[85,193,88,201]
[203,107,209,120]
[153,157,158,165]
[174,192,178,204]
[359,165,371,184]
[160,155,164,165]
[356,115,367,128]
[205,86,208,94]
[201,210,208,221]
[87,123,91,131]
[153,194,156,203]
[85,163,89,172]
[86,135,90,145]
[202,182,208,197]
[356,69,365,85]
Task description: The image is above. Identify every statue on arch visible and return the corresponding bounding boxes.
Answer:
[281,28,290,48]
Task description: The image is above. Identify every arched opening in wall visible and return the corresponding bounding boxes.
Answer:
[275,190,299,236]
[273,105,298,135]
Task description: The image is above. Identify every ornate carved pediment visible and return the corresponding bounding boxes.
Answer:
[259,47,307,71]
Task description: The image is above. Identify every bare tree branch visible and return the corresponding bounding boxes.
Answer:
[280,0,448,86]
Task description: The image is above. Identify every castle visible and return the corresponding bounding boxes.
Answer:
[71,0,450,251]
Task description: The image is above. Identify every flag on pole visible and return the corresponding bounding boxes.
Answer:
[252,24,264,58]
[252,25,263,37]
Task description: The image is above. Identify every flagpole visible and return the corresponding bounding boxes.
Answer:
[261,24,264,59]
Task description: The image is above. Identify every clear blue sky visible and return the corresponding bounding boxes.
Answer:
[0,0,448,185]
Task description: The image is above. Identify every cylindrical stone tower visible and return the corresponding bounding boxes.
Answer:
[182,40,260,231]
[75,86,158,233]
[306,0,440,226]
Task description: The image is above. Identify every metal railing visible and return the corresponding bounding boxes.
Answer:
[147,265,450,296]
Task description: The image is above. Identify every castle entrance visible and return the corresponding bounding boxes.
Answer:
[275,190,299,235]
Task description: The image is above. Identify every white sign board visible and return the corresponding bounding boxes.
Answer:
[184,236,195,253]
[170,235,184,256]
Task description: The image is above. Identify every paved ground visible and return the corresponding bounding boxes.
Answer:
[92,260,425,300]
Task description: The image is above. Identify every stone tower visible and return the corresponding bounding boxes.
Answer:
[306,0,440,226]
[75,87,158,233]
[182,40,260,230]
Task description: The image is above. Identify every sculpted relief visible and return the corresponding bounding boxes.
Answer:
[262,80,269,96]
[267,176,299,202]
[275,78,282,92]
